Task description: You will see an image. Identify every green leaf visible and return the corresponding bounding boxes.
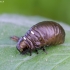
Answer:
[0,14,70,70]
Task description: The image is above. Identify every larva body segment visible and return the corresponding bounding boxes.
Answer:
[24,21,65,48]
[11,21,65,55]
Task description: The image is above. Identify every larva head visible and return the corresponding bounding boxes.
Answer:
[10,36,28,54]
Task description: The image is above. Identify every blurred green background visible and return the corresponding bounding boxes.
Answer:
[0,0,70,25]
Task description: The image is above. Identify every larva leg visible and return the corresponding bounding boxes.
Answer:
[42,46,47,54]
[35,49,39,54]
[29,49,32,56]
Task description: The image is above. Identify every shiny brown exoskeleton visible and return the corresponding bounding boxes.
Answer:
[11,21,65,56]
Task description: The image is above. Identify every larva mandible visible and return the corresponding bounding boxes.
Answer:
[10,21,65,56]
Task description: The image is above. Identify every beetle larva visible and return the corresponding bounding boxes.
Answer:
[10,21,65,56]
